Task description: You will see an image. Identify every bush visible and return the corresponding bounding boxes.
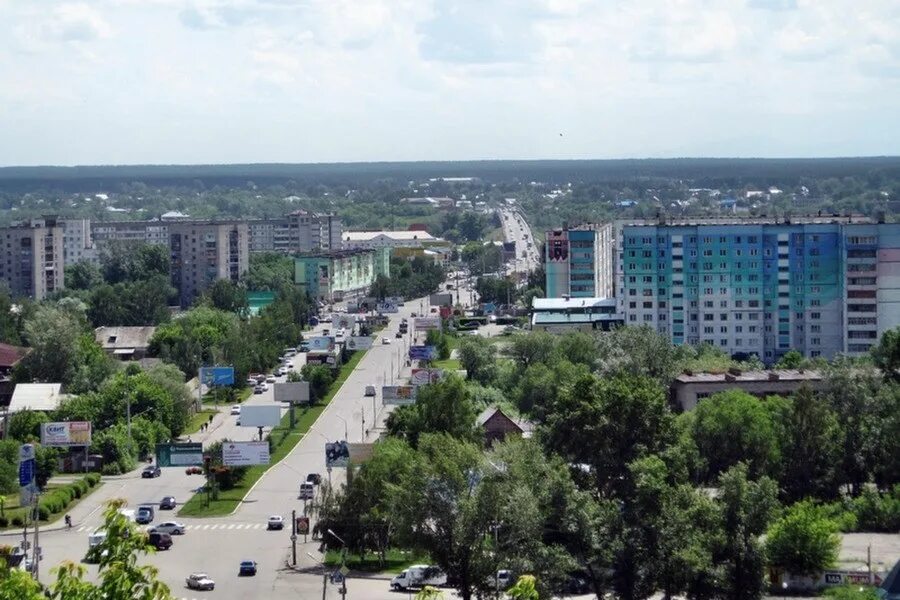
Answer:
[36,506,50,521]
[101,463,122,476]
[86,473,100,486]
[850,487,900,532]
[0,516,8,527]
[767,501,840,576]
[11,516,23,527]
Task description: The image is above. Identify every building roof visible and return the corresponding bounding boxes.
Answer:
[616,215,873,227]
[532,297,616,310]
[0,342,30,369]
[9,383,64,413]
[94,326,157,351]
[476,406,533,434]
[674,369,824,384]
[532,313,621,325]
[344,230,438,242]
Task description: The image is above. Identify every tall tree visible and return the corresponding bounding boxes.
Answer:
[871,327,900,383]
[780,386,842,502]
[765,501,839,577]
[385,375,480,448]
[458,336,498,386]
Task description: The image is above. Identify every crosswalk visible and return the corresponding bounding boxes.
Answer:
[74,522,270,533]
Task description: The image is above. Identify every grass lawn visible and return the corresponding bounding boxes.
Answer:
[184,409,219,435]
[202,386,252,406]
[324,548,430,574]
[0,477,101,530]
[433,358,461,370]
[178,350,368,518]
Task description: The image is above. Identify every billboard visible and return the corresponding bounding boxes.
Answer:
[306,336,335,352]
[200,366,235,386]
[409,345,438,361]
[411,368,444,386]
[222,441,270,466]
[156,443,203,467]
[41,421,92,447]
[348,443,375,463]
[333,314,356,330]
[429,293,453,307]
[414,317,442,330]
[239,405,282,427]
[377,302,398,314]
[382,385,417,406]
[274,382,310,405]
[325,441,350,468]
[346,336,373,350]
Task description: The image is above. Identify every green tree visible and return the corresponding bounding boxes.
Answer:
[300,364,334,402]
[508,331,557,369]
[385,376,479,448]
[716,463,779,600]
[775,350,804,369]
[595,326,686,386]
[780,386,842,502]
[872,327,900,383]
[0,288,23,345]
[0,440,18,494]
[242,252,295,291]
[458,336,497,385]
[690,390,788,483]
[6,410,48,442]
[100,242,169,284]
[203,279,248,315]
[65,260,103,291]
[507,575,540,600]
[766,501,839,577]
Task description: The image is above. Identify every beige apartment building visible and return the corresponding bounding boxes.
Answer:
[0,217,65,300]
[168,221,249,306]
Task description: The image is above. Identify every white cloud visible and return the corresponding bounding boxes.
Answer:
[44,3,112,41]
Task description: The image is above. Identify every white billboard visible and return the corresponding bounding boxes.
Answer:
[274,382,310,404]
[222,441,270,466]
[239,405,282,427]
[40,422,92,447]
[346,336,373,350]
[414,317,442,330]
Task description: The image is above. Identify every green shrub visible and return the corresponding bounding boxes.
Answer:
[849,487,900,532]
[11,516,23,527]
[0,516,8,527]
[77,480,89,494]
[86,473,100,486]
[36,506,50,521]
[72,485,83,499]
[101,463,121,476]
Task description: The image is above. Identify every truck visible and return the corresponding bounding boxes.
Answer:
[390,565,447,590]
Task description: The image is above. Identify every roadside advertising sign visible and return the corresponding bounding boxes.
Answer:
[333,314,356,330]
[409,345,438,361]
[307,336,335,352]
[348,443,375,463]
[274,382,310,405]
[296,516,310,535]
[414,317,442,330]
[155,443,203,467]
[201,366,235,386]
[346,336,373,350]
[239,405,282,427]
[325,441,350,468]
[382,385,417,406]
[222,441,270,466]
[386,296,404,304]
[40,421,92,447]
[411,368,444,386]
[377,302,398,314]
[429,293,453,307]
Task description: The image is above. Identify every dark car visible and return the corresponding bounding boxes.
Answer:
[238,561,257,576]
[135,506,155,525]
[159,496,176,510]
[148,532,172,550]
[395,331,403,338]
[141,465,161,478]
[306,473,322,486]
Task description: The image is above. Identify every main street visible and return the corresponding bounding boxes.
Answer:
[27,296,427,600]
[498,207,539,280]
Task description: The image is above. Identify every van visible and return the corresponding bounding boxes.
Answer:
[364,385,376,397]
[299,482,315,500]
[390,565,447,590]
[88,531,107,548]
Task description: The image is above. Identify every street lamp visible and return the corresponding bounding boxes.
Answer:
[334,416,349,441]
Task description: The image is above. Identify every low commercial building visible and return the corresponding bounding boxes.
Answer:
[343,230,450,252]
[530,297,623,333]
[671,369,825,411]
[94,326,157,361]
[294,248,391,303]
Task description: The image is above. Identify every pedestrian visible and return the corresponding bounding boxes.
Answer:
[208,414,214,424]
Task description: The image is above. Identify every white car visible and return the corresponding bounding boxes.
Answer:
[186,573,215,591]
[266,375,276,383]
[151,521,186,535]
[260,382,269,391]
[230,405,241,415]
[277,367,287,377]
[382,337,391,345]
[267,515,284,530]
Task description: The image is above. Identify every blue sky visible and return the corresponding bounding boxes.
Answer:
[0,0,898,165]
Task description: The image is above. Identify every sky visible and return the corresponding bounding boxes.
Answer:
[0,0,898,166]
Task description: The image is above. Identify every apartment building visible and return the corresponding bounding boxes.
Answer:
[88,219,170,264]
[0,217,65,300]
[248,211,342,254]
[168,221,249,306]
[60,218,97,265]
[544,223,614,299]
[616,217,900,363]
[294,248,391,303]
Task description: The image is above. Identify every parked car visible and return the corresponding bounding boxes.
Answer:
[254,385,265,394]
[277,367,287,376]
[395,331,403,338]
[266,375,276,383]
[148,532,172,550]
[267,516,284,530]
[186,573,215,591]
[150,521,185,535]
[364,385,376,397]
[159,496,176,510]
[299,343,310,352]
[245,378,257,387]
[305,473,322,485]
[185,466,203,475]
[298,482,315,500]
[382,337,391,345]
[239,561,257,576]
[135,506,154,525]
[230,405,241,415]
[141,465,161,478]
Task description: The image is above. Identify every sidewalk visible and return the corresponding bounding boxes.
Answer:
[282,540,393,581]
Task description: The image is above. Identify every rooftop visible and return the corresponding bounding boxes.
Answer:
[94,326,157,351]
[344,230,438,242]
[296,248,384,260]
[675,369,824,384]
[617,214,874,227]
[9,383,65,413]
[0,342,30,369]
[532,297,617,311]
[476,406,533,434]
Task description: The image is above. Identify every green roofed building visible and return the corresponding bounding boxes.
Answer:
[294,248,390,303]
[247,291,277,316]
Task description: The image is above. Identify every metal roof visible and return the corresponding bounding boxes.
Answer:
[9,383,64,413]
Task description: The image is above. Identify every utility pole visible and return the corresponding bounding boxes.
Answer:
[32,495,40,584]
[291,509,297,566]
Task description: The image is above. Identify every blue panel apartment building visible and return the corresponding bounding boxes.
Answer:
[615,217,900,363]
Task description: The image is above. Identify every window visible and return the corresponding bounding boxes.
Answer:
[643,301,653,308]
[720,300,728,308]
[629,314,636,322]
[629,302,636,309]
[643,314,653,322]
[704,300,714,308]
[629,289,636,296]
[720,314,728,321]
[811,312,821,319]
[720,326,728,333]
[704,314,714,321]
[704,326,714,334]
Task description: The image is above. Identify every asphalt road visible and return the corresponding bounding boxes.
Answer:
[498,207,539,279]
[27,297,427,600]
